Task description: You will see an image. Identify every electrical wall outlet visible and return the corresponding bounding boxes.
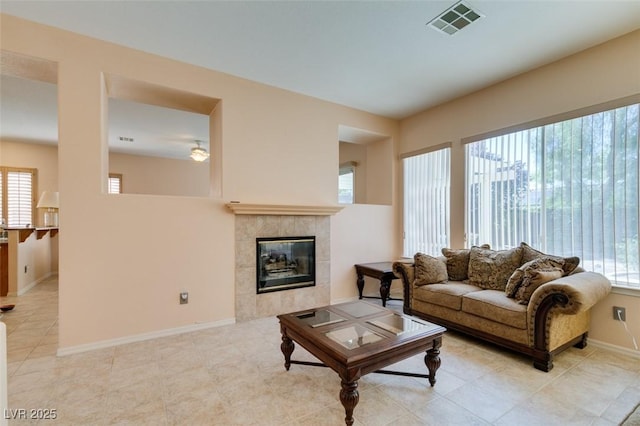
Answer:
[180,292,189,304]
[613,306,626,321]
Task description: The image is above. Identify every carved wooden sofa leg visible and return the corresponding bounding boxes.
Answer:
[573,332,588,349]
[533,351,554,372]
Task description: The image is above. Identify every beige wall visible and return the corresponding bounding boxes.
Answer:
[109,152,209,196]
[330,204,396,302]
[0,14,399,350]
[399,30,640,351]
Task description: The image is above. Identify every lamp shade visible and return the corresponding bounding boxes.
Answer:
[36,191,59,209]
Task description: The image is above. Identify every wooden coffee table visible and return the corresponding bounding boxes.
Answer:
[277,301,445,425]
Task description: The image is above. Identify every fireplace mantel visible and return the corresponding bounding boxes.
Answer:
[225,203,343,216]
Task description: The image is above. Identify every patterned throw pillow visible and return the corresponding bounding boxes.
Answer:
[441,244,490,281]
[505,257,565,298]
[515,268,564,304]
[468,246,523,290]
[414,253,448,286]
[520,242,580,275]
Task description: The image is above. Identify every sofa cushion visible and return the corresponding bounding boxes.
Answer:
[462,290,528,329]
[468,246,523,290]
[520,242,580,275]
[441,244,490,281]
[413,282,482,310]
[414,253,448,286]
[515,268,564,304]
[505,257,566,298]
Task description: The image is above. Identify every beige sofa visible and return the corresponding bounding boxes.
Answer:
[393,243,612,371]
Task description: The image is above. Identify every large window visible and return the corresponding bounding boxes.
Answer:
[0,167,37,227]
[403,147,451,257]
[466,103,639,289]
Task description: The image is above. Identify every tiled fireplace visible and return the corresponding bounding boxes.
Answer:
[234,213,331,322]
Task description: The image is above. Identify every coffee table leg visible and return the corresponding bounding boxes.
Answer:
[424,336,442,386]
[339,380,359,426]
[280,333,295,371]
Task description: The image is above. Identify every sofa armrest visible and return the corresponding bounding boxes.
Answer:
[527,271,612,317]
[527,271,611,352]
[392,261,415,314]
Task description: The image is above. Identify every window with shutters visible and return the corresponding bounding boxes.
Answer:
[108,173,123,194]
[0,167,37,227]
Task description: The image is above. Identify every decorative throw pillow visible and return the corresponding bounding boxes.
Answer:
[441,244,490,281]
[505,257,565,298]
[520,242,580,275]
[413,253,448,286]
[515,268,564,304]
[468,246,523,290]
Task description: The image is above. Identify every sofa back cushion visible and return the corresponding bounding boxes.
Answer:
[468,246,523,290]
[414,253,448,286]
[520,242,580,275]
[441,244,490,281]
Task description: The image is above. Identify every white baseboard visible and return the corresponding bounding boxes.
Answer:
[17,272,57,296]
[589,338,640,359]
[57,318,236,357]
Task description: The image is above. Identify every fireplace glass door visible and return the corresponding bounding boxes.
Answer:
[257,236,315,293]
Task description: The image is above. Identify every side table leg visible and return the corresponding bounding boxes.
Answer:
[339,380,359,426]
[356,272,364,299]
[280,332,295,371]
[424,337,442,387]
[379,278,391,307]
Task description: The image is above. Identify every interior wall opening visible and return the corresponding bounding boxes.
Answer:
[104,74,221,197]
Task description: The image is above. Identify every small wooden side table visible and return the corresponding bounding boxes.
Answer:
[354,262,399,307]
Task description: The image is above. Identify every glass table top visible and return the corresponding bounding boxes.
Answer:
[333,301,386,318]
[367,313,439,336]
[296,310,346,328]
[325,324,384,350]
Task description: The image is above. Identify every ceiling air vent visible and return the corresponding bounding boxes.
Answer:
[427,1,484,35]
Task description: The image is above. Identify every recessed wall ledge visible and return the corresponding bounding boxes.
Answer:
[225,203,344,216]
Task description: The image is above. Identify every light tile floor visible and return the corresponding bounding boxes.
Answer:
[1,277,639,425]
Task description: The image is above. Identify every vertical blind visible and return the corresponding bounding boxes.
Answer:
[466,103,639,289]
[403,148,451,257]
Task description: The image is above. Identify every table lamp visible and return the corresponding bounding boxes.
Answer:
[36,191,59,227]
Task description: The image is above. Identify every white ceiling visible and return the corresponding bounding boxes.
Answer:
[1,0,639,158]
